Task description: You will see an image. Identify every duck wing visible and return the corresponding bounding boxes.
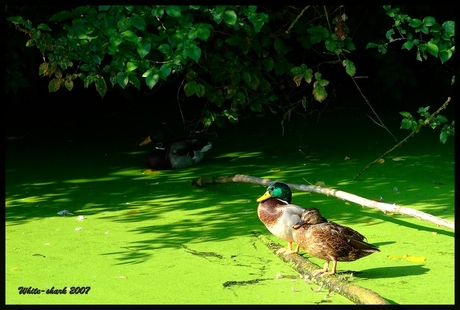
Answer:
[325,222,380,254]
[169,139,211,156]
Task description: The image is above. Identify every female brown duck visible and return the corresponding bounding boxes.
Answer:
[292,208,380,276]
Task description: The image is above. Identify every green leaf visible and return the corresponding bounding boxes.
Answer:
[151,7,164,18]
[423,16,436,27]
[439,131,448,144]
[263,57,274,71]
[99,5,110,11]
[121,30,138,43]
[93,55,101,65]
[420,24,430,35]
[48,78,61,93]
[8,15,26,24]
[314,72,322,80]
[366,42,378,49]
[64,78,74,91]
[38,62,48,76]
[400,118,412,130]
[80,63,92,71]
[37,23,52,31]
[312,83,327,103]
[386,29,395,41]
[158,44,171,54]
[72,6,89,17]
[430,23,442,33]
[274,37,287,55]
[186,70,198,80]
[436,115,448,123]
[50,11,72,22]
[222,109,238,122]
[442,21,455,36]
[399,111,412,118]
[195,83,205,97]
[343,59,356,76]
[308,25,329,44]
[146,73,159,89]
[95,76,107,97]
[439,49,452,64]
[196,27,211,41]
[183,46,201,62]
[223,10,237,25]
[409,18,422,28]
[117,72,129,88]
[117,17,132,32]
[426,41,439,57]
[226,35,241,46]
[274,62,285,75]
[184,80,197,97]
[126,61,138,72]
[131,14,146,31]
[110,35,123,47]
[304,69,313,83]
[251,16,266,33]
[165,6,181,17]
[402,41,414,50]
[242,71,251,85]
[137,42,151,58]
[158,64,171,80]
[129,75,141,90]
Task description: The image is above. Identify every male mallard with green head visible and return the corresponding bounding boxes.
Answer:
[140,135,212,170]
[292,207,380,276]
[256,182,326,254]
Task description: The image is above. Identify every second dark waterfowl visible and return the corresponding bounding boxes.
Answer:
[292,207,380,276]
[140,135,212,170]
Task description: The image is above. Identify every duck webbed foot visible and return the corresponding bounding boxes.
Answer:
[313,261,337,277]
[276,242,300,255]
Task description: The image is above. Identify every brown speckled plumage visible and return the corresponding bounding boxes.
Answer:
[292,208,380,276]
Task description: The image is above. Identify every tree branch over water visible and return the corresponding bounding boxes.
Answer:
[191,174,454,231]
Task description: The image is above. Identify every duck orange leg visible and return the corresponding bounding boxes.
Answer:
[313,260,338,277]
[276,242,300,255]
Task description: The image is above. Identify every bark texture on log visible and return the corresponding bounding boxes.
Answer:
[258,235,390,305]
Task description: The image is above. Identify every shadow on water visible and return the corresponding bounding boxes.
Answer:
[6,97,454,266]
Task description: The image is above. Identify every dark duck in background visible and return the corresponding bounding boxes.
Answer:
[140,135,212,170]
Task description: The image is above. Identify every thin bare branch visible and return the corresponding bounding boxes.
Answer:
[286,6,310,34]
[191,174,454,231]
[354,97,451,180]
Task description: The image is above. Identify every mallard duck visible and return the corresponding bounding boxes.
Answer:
[292,207,380,276]
[256,182,326,254]
[140,135,212,170]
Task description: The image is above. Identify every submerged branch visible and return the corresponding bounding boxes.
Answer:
[257,234,390,305]
[191,174,454,231]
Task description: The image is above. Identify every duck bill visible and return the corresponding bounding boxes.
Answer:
[139,136,153,146]
[257,191,272,202]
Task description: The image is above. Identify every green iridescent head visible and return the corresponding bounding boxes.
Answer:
[257,182,292,203]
